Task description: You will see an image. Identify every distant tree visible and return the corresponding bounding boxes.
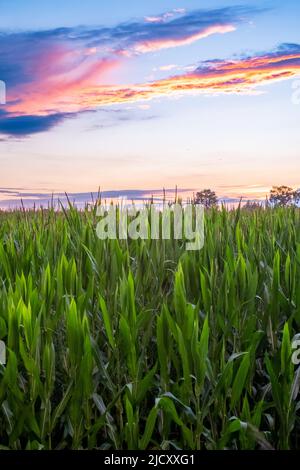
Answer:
[194,189,218,208]
[269,186,295,207]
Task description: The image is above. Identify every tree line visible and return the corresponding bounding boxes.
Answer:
[193,186,300,208]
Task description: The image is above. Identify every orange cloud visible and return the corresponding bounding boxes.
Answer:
[5,45,300,117]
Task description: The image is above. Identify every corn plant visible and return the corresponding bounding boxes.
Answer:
[0,204,300,449]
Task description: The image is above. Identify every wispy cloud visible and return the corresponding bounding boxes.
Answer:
[133,24,235,53]
[0,186,266,210]
[0,6,248,86]
[0,187,193,209]
[13,43,298,112]
[144,8,186,24]
[2,42,300,137]
[0,111,77,136]
[144,10,179,24]
[158,64,178,71]
[0,6,268,137]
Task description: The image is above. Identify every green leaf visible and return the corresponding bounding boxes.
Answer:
[231,352,250,409]
[139,406,158,450]
[99,296,115,349]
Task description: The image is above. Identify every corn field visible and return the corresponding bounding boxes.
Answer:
[0,204,300,450]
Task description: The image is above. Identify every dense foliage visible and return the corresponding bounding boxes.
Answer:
[0,204,300,450]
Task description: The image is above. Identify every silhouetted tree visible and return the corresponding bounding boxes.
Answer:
[269,186,295,207]
[194,189,218,208]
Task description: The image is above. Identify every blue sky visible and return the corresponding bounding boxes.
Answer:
[0,0,300,207]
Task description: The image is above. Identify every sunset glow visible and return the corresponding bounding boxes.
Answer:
[1,1,300,208]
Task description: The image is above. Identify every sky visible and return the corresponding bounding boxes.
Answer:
[0,0,300,208]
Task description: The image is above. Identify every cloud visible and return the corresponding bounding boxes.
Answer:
[0,188,193,209]
[121,6,254,54]
[144,8,185,24]
[0,111,77,137]
[94,43,300,102]
[0,6,268,136]
[0,6,252,91]
[24,42,298,113]
[72,6,251,53]
[144,14,173,24]
[0,6,250,86]
[2,43,299,137]
[88,108,158,131]
[133,24,235,53]
[0,186,264,210]
[159,64,178,71]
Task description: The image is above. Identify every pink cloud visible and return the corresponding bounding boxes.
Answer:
[134,24,236,53]
[5,45,300,117]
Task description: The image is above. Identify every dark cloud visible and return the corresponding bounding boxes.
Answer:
[0,112,76,137]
